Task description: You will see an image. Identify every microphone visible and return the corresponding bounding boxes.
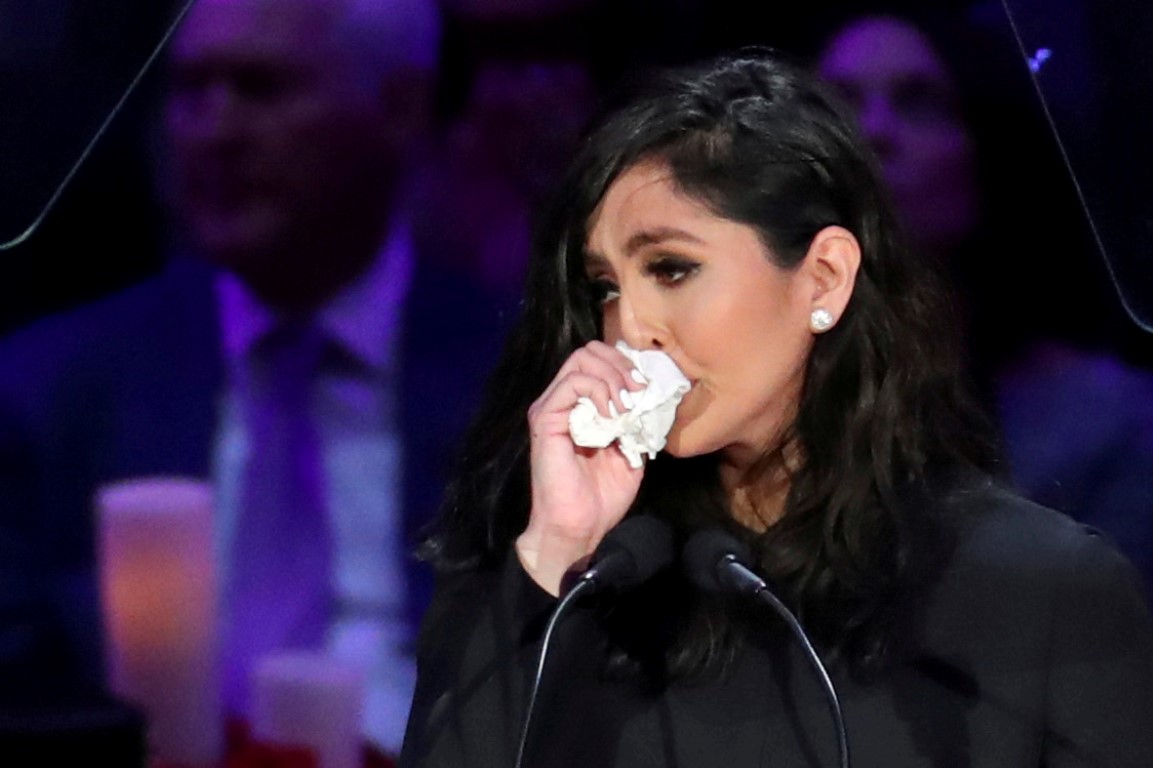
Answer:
[514,515,674,768]
[683,529,851,768]
[572,513,676,593]
[684,527,767,596]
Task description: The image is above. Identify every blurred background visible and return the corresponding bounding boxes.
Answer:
[1,0,1150,764]
[4,0,1152,335]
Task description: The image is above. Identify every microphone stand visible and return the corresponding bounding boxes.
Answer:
[512,514,673,768]
[753,585,849,768]
[512,576,597,768]
[717,553,850,768]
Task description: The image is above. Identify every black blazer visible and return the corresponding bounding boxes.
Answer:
[0,254,515,700]
[400,479,1153,767]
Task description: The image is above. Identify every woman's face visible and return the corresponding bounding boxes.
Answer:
[817,16,979,258]
[584,161,816,467]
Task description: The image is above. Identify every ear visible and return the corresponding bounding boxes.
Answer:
[799,225,861,333]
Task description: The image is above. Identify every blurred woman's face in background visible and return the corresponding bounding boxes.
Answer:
[585,161,815,468]
[818,16,980,258]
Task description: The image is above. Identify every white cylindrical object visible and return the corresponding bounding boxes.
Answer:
[251,652,365,768]
[97,476,221,768]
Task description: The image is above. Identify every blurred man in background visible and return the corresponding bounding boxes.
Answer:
[0,0,503,756]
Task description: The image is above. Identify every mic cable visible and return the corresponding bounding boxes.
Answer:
[683,528,850,768]
[513,514,674,768]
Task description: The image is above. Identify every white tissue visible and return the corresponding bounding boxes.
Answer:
[568,342,692,468]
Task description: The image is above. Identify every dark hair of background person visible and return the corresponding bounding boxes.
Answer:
[435,6,597,125]
[813,4,1150,378]
[421,51,1001,680]
[907,4,1139,358]
[432,0,717,126]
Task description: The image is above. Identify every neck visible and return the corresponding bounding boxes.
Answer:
[236,215,390,313]
[722,470,787,533]
[720,442,801,532]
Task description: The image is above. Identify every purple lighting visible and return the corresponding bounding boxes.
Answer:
[1028,47,1053,73]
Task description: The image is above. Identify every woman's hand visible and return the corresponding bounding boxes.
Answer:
[516,341,649,596]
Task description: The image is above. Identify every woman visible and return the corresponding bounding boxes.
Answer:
[399,51,1153,767]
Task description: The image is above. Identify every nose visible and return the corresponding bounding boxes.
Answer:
[168,79,245,145]
[615,288,665,351]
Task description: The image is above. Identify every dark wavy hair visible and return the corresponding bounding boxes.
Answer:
[421,50,999,678]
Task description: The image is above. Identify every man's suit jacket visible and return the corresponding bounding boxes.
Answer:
[0,254,517,701]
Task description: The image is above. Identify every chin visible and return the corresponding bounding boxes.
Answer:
[196,223,280,268]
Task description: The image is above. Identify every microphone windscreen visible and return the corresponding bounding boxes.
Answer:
[589,515,674,589]
[683,528,753,592]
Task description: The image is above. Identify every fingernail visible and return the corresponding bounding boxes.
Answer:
[619,389,634,409]
[608,401,620,419]
[630,369,647,385]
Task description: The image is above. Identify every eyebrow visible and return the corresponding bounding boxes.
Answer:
[585,225,706,267]
[624,226,706,255]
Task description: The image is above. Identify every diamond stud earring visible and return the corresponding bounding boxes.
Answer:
[810,308,835,332]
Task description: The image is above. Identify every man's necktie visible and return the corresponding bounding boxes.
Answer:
[223,319,332,716]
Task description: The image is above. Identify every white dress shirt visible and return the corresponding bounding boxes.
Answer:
[214,219,416,753]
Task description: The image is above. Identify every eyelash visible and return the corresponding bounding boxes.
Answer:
[587,256,700,305]
[645,256,699,286]
[587,277,619,305]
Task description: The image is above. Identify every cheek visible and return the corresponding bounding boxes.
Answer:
[665,288,731,354]
[679,287,775,369]
[601,305,621,344]
[689,281,810,407]
[906,126,972,171]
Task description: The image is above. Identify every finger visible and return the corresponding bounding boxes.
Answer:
[582,341,648,392]
[551,343,634,389]
[530,371,625,426]
[542,348,636,416]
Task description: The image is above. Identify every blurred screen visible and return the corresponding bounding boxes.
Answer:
[1001,0,1153,331]
[0,0,187,247]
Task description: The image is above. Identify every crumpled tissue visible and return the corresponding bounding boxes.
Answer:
[568,341,692,468]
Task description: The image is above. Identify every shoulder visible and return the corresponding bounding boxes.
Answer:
[937,475,1153,762]
[938,474,1144,597]
[0,259,218,410]
[919,473,1152,656]
[941,473,1121,561]
[0,258,220,442]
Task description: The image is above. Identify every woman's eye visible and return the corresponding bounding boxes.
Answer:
[646,257,699,286]
[588,277,620,304]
